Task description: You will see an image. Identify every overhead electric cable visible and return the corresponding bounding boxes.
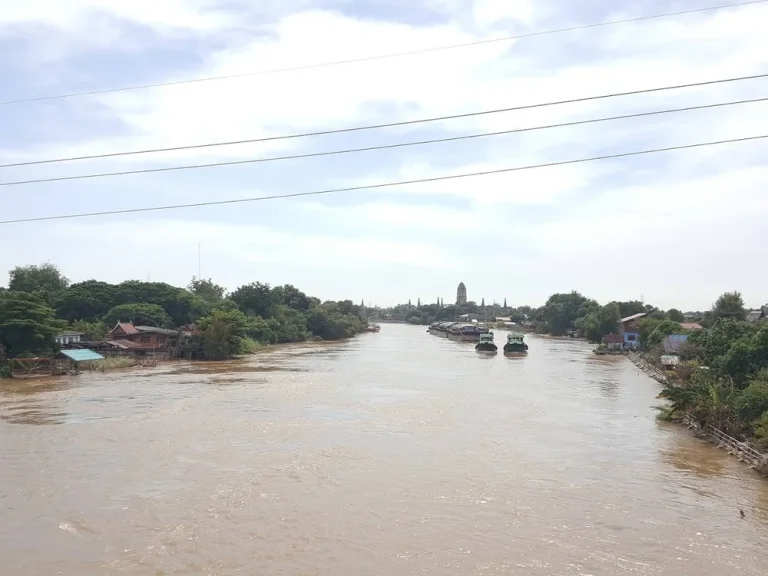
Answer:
[1,133,764,225]
[0,0,765,106]
[1,97,766,187]
[2,73,767,172]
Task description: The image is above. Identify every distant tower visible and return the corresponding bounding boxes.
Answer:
[503,298,507,308]
[481,297,485,307]
[361,299,365,308]
[456,282,467,305]
[440,298,444,307]
[417,297,421,307]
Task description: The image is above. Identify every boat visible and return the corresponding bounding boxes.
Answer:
[365,323,381,333]
[475,332,497,353]
[428,321,457,338]
[447,323,489,342]
[503,332,528,354]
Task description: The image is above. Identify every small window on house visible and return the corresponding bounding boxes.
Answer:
[140,336,151,344]
[157,337,166,344]
[627,334,636,341]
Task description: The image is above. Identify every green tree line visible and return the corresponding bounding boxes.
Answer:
[0,263,368,363]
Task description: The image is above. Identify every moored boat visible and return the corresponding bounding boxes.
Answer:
[365,323,381,333]
[447,323,489,342]
[428,321,456,337]
[475,332,497,353]
[503,332,528,354]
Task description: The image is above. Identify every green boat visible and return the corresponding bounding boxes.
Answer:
[503,332,528,354]
[475,332,498,353]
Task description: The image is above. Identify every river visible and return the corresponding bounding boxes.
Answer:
[1,324,766,575]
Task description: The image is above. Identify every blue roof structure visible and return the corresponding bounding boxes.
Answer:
[59,349,104,362]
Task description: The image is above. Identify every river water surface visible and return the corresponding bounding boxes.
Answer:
[1,324,767,575]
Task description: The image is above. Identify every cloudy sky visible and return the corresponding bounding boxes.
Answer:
[1,0,767,310]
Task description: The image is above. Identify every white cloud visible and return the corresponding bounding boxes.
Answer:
[473,0,541,28]
[52,218,460,272]
[3,0,768,308]
[0,0,235,31]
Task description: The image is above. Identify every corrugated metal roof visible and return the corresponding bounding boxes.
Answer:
[110,339,140,349]
[59,349,104,362]
[660,355,680,366]
[135,326,178,336]
[747,310,765,323]
[680,322,703,330]
[620,312,648,323]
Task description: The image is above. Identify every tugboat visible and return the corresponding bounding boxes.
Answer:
[503,332,528,354]
[475,332,497,353]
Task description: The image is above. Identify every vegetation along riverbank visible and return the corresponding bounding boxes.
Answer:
[0,263,370,377]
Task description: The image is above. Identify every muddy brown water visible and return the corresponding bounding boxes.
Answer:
[1,324,766,575]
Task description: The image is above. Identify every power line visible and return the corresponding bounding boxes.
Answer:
[3,72,767,171]
[2,96,766,187]
[1,134,764,225]
[1,0,765,107]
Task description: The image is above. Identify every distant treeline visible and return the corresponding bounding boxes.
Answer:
[375,291,764,345]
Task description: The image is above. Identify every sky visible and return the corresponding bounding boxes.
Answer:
[1,0,767,310]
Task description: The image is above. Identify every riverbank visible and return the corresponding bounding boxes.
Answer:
[629,353,768,477]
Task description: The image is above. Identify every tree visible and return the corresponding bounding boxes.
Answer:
[542,292,593,335]
[71,319,107,341]
[617,301,646,319]
[306,304,363,340]
[734,371,768,423]
[666,308,685,322]
[55,280,118,322]
[583,302,621,343]
[197,309,250,359]
[230,282,276,318]
[272,284,314,311]
[713,291,745,321]
[188,277,226,302]
[103,303,172,328]
[8,263,69,305]
[0,291,66,356]
[267,305,311,343]
[112,281,206,326]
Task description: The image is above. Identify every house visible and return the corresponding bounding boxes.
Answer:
[180,323,201,336]
[603,333,624,351]
[680,322,703,331]
[660,355,680,370]
[109,321,140,339]
[747,309,766,323]
[107,321,177,351]
[662,334,689,354]
[54,331,84,345]
[619,312,647,349]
